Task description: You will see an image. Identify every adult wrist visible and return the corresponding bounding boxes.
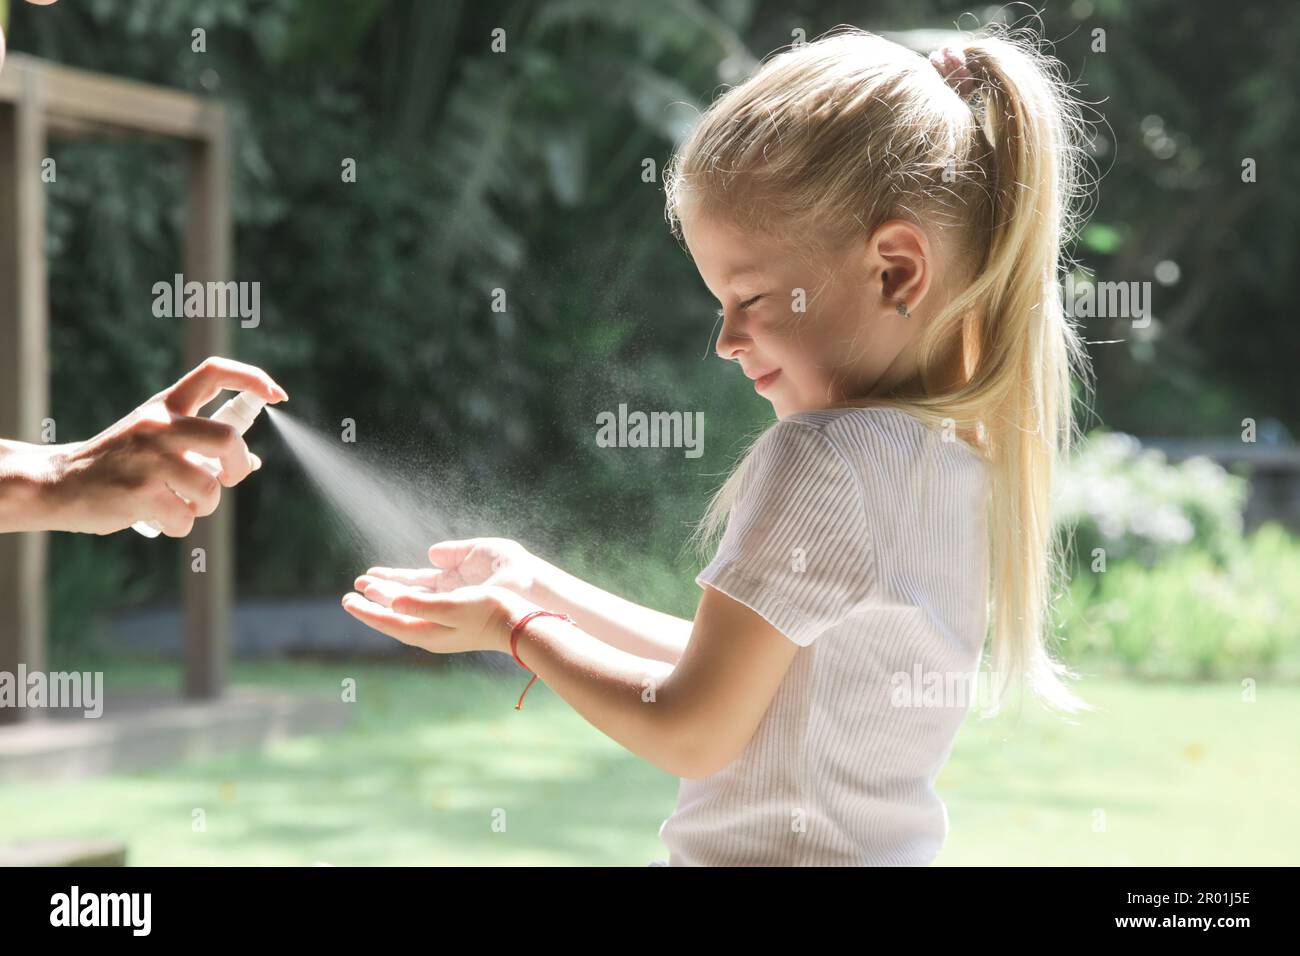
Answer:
[0,442,65,532]
[39,445,81,532]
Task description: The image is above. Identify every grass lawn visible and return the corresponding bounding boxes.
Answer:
[2,658,1296,865]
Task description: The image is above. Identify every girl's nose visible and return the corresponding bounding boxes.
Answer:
[715,319,750,360]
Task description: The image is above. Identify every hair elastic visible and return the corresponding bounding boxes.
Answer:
[928,45,977,97]
[928,45,987,123]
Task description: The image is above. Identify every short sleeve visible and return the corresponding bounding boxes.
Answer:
[695,420,875,646]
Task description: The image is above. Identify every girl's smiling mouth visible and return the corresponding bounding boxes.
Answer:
[751,369,782,392]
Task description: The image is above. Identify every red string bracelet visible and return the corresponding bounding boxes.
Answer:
[509,609,575,710]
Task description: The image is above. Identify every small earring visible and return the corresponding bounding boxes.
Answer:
[896,300,911,320]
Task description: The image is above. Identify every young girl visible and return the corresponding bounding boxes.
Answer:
[343,24,1093,866]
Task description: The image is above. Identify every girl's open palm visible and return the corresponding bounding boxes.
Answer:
[361,537,540,597]
[342,579,537,655]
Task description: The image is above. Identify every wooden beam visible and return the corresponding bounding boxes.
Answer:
[0,53,214,142]
[0,64,49,725]
[181,106,232,700]
[44,114,155,142]
[0,53,234,701]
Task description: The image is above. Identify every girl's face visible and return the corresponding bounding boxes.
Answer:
[681,212,930,419]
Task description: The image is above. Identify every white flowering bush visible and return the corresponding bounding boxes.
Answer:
[1054,431,1248,567]
[1057,524,1300,678]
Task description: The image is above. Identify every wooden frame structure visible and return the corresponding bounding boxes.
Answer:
[0,54,232,723]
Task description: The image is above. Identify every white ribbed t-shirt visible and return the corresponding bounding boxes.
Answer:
[657,406,990,866]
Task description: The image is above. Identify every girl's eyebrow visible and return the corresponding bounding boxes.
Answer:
[724,264,764,282]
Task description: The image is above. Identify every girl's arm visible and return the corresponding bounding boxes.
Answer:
[506,584,795,776]
[363,538,694,665]
[526,561,694,666]
[345,579,799,778]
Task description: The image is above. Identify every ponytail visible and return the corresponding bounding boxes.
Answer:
[951,31,1094,714]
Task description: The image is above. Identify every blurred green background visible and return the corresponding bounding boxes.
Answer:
[3,0,1298,865]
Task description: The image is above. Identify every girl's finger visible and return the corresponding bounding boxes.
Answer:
[341,593,446,646]
[355,574,393,595]
[427,540,477,569]
[359,578,412,609]
[363,566,450,589]
[355,574,439,599]
[387,588,460,624]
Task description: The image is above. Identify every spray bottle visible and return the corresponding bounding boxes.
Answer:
[132,390,267,537]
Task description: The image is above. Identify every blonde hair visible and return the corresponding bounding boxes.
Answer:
[664,23,1095,715]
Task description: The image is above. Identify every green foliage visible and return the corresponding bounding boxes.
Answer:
[1059,524,1299,680]
[13,0,773,631]
[1053,431,1293,680]
[45,533,155,657]
[9,0,1297,649]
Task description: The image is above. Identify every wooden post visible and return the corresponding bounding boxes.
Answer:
[0,63,49,725]
[0,55,236,705]
[181,106,232,700]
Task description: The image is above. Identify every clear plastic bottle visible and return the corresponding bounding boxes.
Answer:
[132,391,267,537]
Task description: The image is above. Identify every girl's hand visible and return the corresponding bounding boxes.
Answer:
[361,537,545,600]
[343,577,540,655]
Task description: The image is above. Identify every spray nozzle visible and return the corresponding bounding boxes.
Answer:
[214,391,268,435]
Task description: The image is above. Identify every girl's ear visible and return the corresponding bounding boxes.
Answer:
[870,220,932,310]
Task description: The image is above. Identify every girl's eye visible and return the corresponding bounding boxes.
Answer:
[714,296,764,320]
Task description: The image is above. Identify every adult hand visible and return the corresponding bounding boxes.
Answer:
[0,356,288,535]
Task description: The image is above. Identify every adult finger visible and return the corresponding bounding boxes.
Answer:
[164,356,288,416]
[150,487,198,538]
[157,454,222,518]
[156,416,256,486]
